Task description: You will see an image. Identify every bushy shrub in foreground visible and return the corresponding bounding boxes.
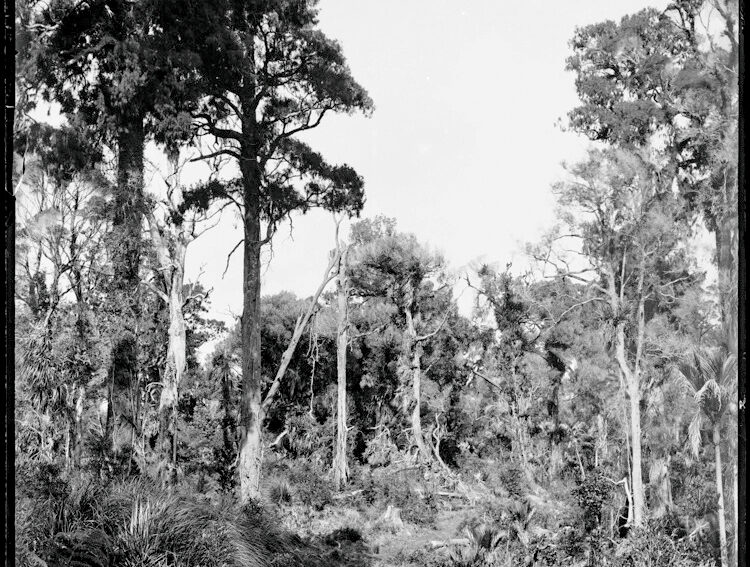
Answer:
[16,467,328,567]
[608,527,717,567]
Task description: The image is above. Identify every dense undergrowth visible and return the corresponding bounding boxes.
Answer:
[16,451,721,567]
[13,0,738,566]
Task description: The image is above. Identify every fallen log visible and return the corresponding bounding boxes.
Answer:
[437,491,470,499]
[428,538,470,549]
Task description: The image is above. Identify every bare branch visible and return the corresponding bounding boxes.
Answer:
[262,247,342,411]
[223,239,244,278]
[416,308,452,342]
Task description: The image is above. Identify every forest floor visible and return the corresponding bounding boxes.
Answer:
[369,508,469,565]
[276,499,477,566]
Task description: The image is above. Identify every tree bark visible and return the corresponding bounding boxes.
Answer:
[221,360,236,483]
[333,245,349,491]
[714,425,729,567]
[404,308,428,459]
[71,384,85,468]
[158,263,186,483]
[113,119,146,287]
[608,257,646,529]
[237,139,264,501]
[611,312,645,526]
[626,355,645,527]
[107,116,146,455]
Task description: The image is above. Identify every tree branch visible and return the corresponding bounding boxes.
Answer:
[416,309,451,342]
[261,247,342,410]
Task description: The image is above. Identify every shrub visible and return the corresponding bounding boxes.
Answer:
[610,527,717,567]
[324,527,363,545]
[285,411,334,464]
[16,469,328,567]
[269,481,293,505]
[498,464,525,499]
[287,465,333,510]
[356,473,438,526]
[572,469,612,532]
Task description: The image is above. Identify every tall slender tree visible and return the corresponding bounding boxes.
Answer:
[551,148,694,527]
[176,0,371,500]
[333,222,350,490]
[676,346,737,567]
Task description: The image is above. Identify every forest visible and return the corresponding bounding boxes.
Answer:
[11,0,741,566]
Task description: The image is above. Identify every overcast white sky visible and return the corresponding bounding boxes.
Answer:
[178,0,680,325]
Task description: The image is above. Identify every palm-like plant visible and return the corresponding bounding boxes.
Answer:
[675,346,737,567]
[450,524,506,566]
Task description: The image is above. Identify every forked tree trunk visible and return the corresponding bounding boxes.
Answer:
[609,257,647,529]
[333,246,349,491]
[713,425,729,567]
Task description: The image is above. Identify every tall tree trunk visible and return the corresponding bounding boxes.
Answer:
[333,246,349,491]
[714,425,729,567]
[113,119,146,287]
[609,259,646,529]
[108,116,146,454]
[159,266,186,483]
[627,373,645,527]
[220,361,236,489]
[238,144,264,501]
[614,316,645,528]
